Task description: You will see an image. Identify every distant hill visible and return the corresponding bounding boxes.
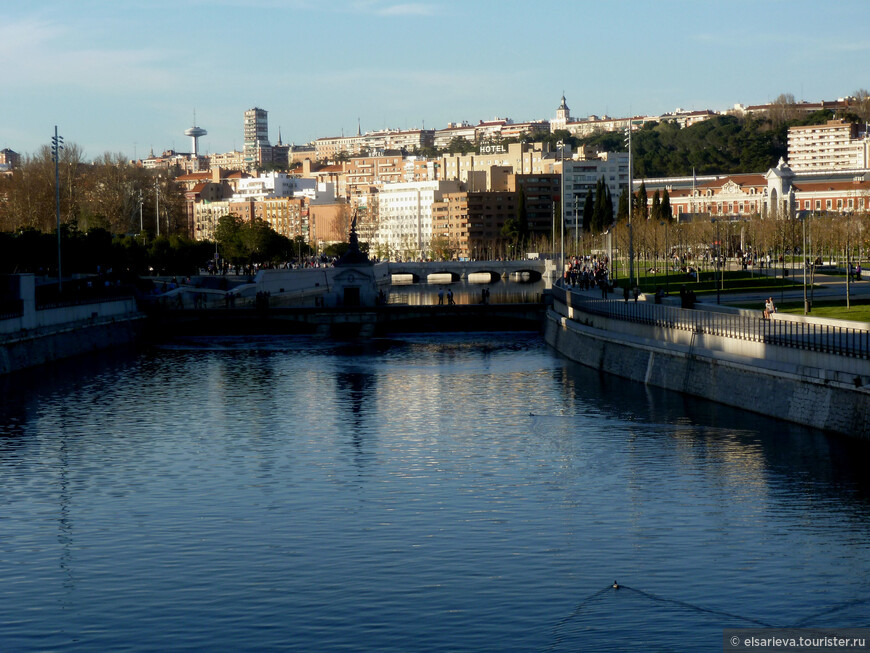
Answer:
[574,109,847,178]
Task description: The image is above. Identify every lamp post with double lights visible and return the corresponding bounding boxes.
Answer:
[625,127,635,289]
[51,126,63,292]
[712,218,721,304]
[556,141,565,279]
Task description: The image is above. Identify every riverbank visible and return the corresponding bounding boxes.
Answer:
[544,285,870,439]
[0,274,145,375]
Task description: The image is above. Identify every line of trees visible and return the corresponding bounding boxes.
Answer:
[0,145,188,237]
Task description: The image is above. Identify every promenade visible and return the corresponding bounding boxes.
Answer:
[546,276,870,438]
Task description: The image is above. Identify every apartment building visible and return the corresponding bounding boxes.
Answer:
[0,148,20,171]
[255,196,309,241]
[433,122,477,149]
[431,191,518,260]
[244,108,270,169]
[506,174,560,235]
[192,199,256,242]
[788,120,868,171]
[562,152,630,229]
[374,180,461,259]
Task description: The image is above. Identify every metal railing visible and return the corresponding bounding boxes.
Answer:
[35,285,135,311]
[557,286,870,360]
[0,299,24,320]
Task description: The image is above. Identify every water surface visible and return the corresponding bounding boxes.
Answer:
[0,334,868,651]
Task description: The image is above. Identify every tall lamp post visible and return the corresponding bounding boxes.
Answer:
[712,218,721,304]
[51,126,64,292]
[625,126,635,288]
[661,220,669,294]
[155,176,161,237]
[801,213,809,314]
[557,141,565,279]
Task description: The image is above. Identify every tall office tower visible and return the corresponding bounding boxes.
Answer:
[244,107,270,168]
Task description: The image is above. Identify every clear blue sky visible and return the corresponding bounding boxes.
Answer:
[2,0,868,161]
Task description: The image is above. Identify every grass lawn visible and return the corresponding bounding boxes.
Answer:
[732,298,870,323]
[613,267,805,295]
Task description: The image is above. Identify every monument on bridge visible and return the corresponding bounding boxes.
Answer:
[332,217,382,307]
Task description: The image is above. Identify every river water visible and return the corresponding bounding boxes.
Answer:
[1,332,869,652]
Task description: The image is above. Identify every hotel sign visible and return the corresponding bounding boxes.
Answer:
[478,143,508,155]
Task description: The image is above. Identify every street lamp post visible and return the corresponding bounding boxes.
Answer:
[802,213,809,314]
[557,141,565,279]
[712,218,720,304]
[574,200,579,258]
[51,126,64,292]
[155,176,163,237]
[661,220,669,294]
[626,127,635,289]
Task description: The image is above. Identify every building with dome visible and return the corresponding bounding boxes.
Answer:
[550,94,572,132]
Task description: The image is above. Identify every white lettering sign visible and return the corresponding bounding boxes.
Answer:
[479,144,508,155]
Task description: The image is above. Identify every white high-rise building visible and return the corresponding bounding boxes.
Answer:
[244,107,270,168]
[562,152,630,230]
[788,119,869,171]
[375,180,461,259]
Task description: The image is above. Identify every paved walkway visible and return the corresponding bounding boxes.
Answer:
[715,272,870,307]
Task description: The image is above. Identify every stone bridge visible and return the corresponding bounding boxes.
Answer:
[387,259,554,283]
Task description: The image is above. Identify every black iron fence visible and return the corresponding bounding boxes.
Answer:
[0,299,23,320]
[557,286,870,360]
[35,284,135,311]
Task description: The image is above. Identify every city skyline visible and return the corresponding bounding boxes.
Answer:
[2,0,869,160]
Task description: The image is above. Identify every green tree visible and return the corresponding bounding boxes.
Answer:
[616,188,629,222]
[636,181,649,220]
[650,189,662,222]
[661,188,673,222]
[446,137,476,155]
[582,188,594,232]
[592,178,608,233]
[215,214,245,263]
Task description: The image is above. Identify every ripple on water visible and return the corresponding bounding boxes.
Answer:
[0,334,868,651]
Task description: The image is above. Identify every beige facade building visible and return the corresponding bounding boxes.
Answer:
[255,196,309,241]
[439,142,555,184]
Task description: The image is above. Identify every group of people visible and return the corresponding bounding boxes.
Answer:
[437,287,455,305]
[563,255,611,292]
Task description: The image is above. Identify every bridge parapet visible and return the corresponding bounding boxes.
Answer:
[387,260,548,283]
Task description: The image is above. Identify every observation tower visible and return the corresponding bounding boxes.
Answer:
[184,114,207,170]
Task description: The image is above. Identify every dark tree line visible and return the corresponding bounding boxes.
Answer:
[0,226,214,278]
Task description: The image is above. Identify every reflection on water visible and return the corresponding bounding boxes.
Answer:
[0,334,869,652]
[388,278,545,305]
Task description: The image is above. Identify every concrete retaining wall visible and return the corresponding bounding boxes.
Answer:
[0,275,145,375]
[544,308,870,440]
[0,313,144,375]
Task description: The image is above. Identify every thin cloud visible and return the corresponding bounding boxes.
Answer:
[376,3,436,16]
[0,16,179,93]
[350,0,437,16]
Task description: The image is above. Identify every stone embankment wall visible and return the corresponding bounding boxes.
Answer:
[544,292,870,440]
[0,275,144,375]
